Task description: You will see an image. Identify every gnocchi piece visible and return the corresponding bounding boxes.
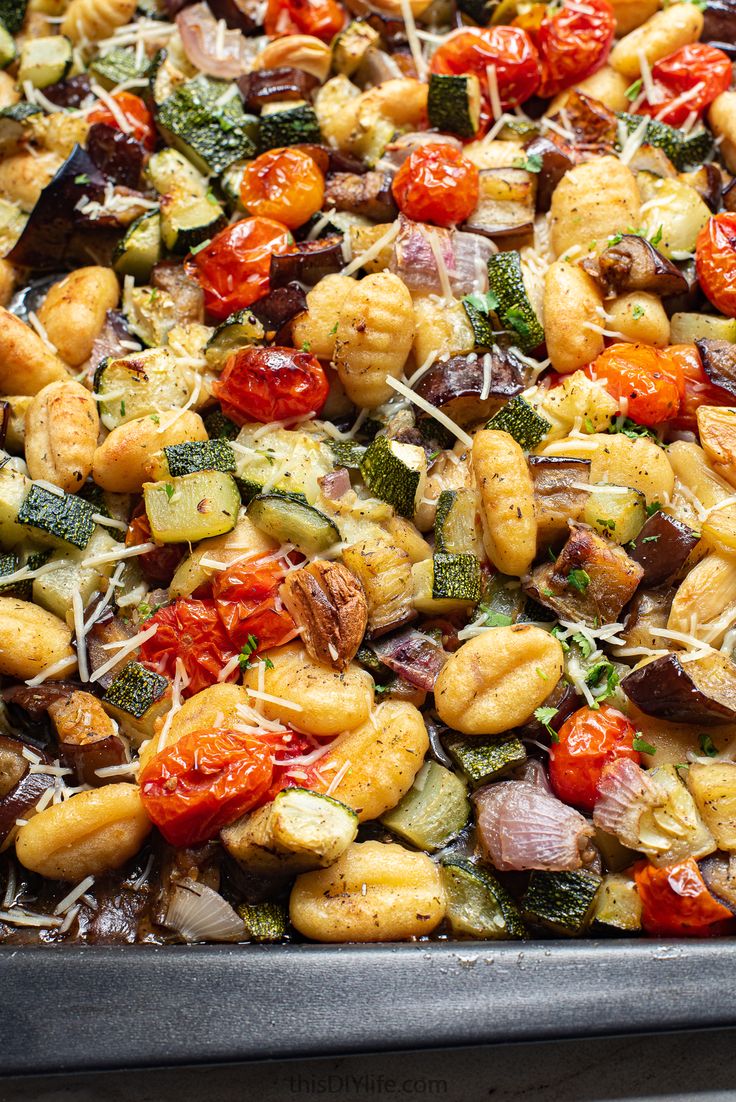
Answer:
[609,0,661,36]
[549,65,631,112]
[15,784,151,880]
[62,0,137,42]
[253,34,332,80]
[609,3,704,78]
[318,700,429,821]
[289,841,445,942]
[696,406,736,488]
[605,292,670,347]
[92,409,208,493]
[0,307,69,395]
[0,150,62,212]
[709,93,736,176]
[241,643,374,736]
[544,261,605,374]
[472,429,537,575]
[0,71,19,110]
[412,296,475,370]
[37,267,120,367]
[434,625,565,735]
[334,272,414,407]
[0,259,15,306]
[0,597,75,681]
[541,432,674,506]
[291,274,355,362]
[169,514,276,598]
[24,380,100,492]
[549,157,640,259]
[3,395,32,453]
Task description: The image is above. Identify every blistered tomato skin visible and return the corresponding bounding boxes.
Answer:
[639,44,733,128]
[392,144,479,228]
[264,0,345,41]
[696,214,736,319]
[213,346,330,424]
[634,859,734,937]
[430,26,540,110]
[88,92,156,149]
[526,0,615,99]
[240,148,325,231]
[187,217,293,321]
[586,343,683,426]
[549,705,640,811]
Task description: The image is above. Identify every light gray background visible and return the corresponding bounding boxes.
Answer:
[2,1030,735,1102]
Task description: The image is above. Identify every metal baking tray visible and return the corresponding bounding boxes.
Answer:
[3,939,735,1074]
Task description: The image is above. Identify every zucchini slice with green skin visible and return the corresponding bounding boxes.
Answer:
[160,190,227,255]
[17,34,72,88]
[616,112,713,171]
[0,0,27,34]
[122,286,177,349]
[32,527,118,619]
[17,484,96,550]
[146,147,208,198]
[380,761,470,851]
[435,488,478,556]
[593,872,642,931]
[89,46,150,91]
[441,857,527,939]
[156,74,258,176]
[521,869,602,936]
[102,660,171,742]
[432,551,481,603]
[163,438,236,478]
[0,23,15,68]
[442,731,527,786]
[427,73,481,139]
[456,0,492,21]
[204,408,239,440]
[0,550,19,594]
[486,395,551,450]
[360,435,427,519]
[204,309,265,369]
[113,210,162,284]
[0,463,30,549]
[584,485,646,544]
[239,902,289,942]
[486,250,544,352]
[670,312,736,344]
[327,439,366,470]
[258,104,322,151]
[332,20,380,75]
[462,294,497,349]
[94,347,191,431]
[221,787,359,874]
[246,493,340,554]
[144,471,240,543]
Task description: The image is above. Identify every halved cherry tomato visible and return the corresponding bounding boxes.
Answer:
[638,44,732,128]
[126,509,184,586]
[212,557,299,652]
[634,858,734,937]
[391,143,479,227]
[430,26,540,110]
[264,0,346,41]
[549,704,640,811]
[139,599,236,697]
[87,92,156,151]
[526,0,615,99]
[212,346,329,424]
[139,728,273,846]
[264,729,331,800]
[666,343,734,431]
[187,217,293,322]
[240,147,325,230]
[696,213,736,319]
[585,343,682,426]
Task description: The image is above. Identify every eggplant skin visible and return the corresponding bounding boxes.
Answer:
[414,351,524,426]
[696,339,736,398]
[622,653,736,725]
[627,512,699,588]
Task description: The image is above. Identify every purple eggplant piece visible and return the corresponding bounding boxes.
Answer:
[515,682,582,742]
[626,512,699,587]
[2,682,81,718]
[207,0,263,33]
[151,262,204,324]
[371,628,448,691]
[414,350,524,427]
[324,171,398,222]
[86,123,145,189]
[269,235,345,289]
[725,177,736,213]
[681,163,724,214]
[582,234,688,299]
[524,135,574,212]
[703,0,736,48]
[89,310,136,376]
[237,67,320,110]
[365,11,407,48]
[622,651,736,724]
[696,339,736,398]
[250,282,307,332]
[0,736,55,844]
[700,853,736,914]
[40,74,92,108]
[59,735,130,788]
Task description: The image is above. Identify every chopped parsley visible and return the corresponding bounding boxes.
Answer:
[163,483,175,501]
[534,706,559,740]
[74,173,91,185]
[149,413,160,425]
[505,305,531,341]
[624,79,642,101]
[632,304,646,320]
[329,321,338,335]
[641,534,660,543]
[646,500,663,517]
[571,632,594,658]
[263,656,275,671]
[536,667,549,681]
[120,400,126,417]
[190,238,212,255]
[513,153,543,173]
[301,340,311,352]
[699,733,718,758]
[481,610,513,627]
[633,735,656,755]
[465,290,499,314]
[238,633,260,670]
[567,568,590,594]
[649,224,664,247]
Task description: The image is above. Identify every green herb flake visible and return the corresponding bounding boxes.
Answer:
[238,633,260,670]
[301,341,311,352]
[505,304,531,341]
[74,173,91,185]
[536,667,549,681]
[649,224,664,247]
[624,79,642,101]
[262,656,275,671]
[567,568,590,594]
[149,414,160,425]
[120,400,126,417]
[633,735,657,755]
[190,238,212,256]
[699,733,718,758]
[329,321,338,335]
[572,632,593,658]
[482,611,513,627]
[534,705,558,739]
[163,483,175,501]
[641,534,660,543]
[632,304,645,320]
[465,290,499,314]
[646,500,663,517]
[513,153,543,173]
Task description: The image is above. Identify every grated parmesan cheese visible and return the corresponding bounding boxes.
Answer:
[385,376,473,448]
[341,221,399,277]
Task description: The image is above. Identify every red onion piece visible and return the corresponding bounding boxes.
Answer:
[593,757,665,849]
[390,215,494,297]
[177,3,251,78]
[319,468,351,500]
[371,628,448,691]
[474,780,594,872]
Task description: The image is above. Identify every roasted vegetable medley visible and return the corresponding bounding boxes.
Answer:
[1,0,736,946]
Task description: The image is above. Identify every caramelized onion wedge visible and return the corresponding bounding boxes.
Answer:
[622,652,736,724]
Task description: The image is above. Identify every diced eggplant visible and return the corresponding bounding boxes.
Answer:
[528,455,590,547]
[40,73,92,108]
[725,178,736,214]
[414,350,525,428]
[58,735,130,788]
[703,0,736,55]
[370,628,448,691]
[700,852,736,913]
[323,170,397,222]
[523,134,574,212]
[621,586,675,650]
[515,680,583,742]
[696,339,736,398]
[86,122,144,190]
[269,235,345,289]
[250,282,308,334]
[551,91,617,150]
[0,736,56,845]
[207,0,263,32]
[626,511,699,587]
[237,67,320,111]
[86,614,136,691]
[525,525,644,627]
[89,309,137,376]
[581,234,688,299]
[622,651,736,724]
[151,262,204,324]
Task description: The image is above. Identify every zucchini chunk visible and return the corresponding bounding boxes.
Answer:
[143,471,240,543]
[0,0,27,34]
[328,439,366,470]
[222,788,358,874]
[0,23,15,68]
[592,873,642,932]
[380,761,470,851]
[156,74,258,176]
[160,190,227,255]
[17,484,95,550]
[432,551,482,604]
[246,493,340,553]
[442,731,527,786]
[434,488,481,556]
[113,211,162,284]
[204,309,265,369]
[441,857,527,939]
[521,869,602,936]
[670,312,736,344]
[0,550,19,594]
[0,463,31,549]
[163,439,236,478]
[102,660,171,744]
[412,558,477,616]
[616,112,713,171]
[486,251,544,352]
[146,147,209,198]
[360,435,427,519]
[94,348,192,430]
[427,73,481,139]
[32,527,118,619]
[239,902,289,942]
[204,409,239,440]
[258,103,321,151]
[89,46,150,91]
[486,396,551,450]
[17,35,72,88]
[584,485,646,544]
[122,286,178,348]
[332,20,380,75]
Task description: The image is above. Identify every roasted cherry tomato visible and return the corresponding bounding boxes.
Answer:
[240,147,325,230]
[527,0,615,99]
[696,213,736,318]
[87,91,156,150]
[638,44,733,128]
[666,342,734,431]
[139,599,236,697]
[212,557,298,653]
[264,0,345,41]
[586,343,683,426]
[187,217,293,321]
[125,509,184,587]
[391,143,479,228]
[430,26,540,110]
[213,345,329,424]
[139,728,273,846]
[634,859,734,937]
[549,704,640,812]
